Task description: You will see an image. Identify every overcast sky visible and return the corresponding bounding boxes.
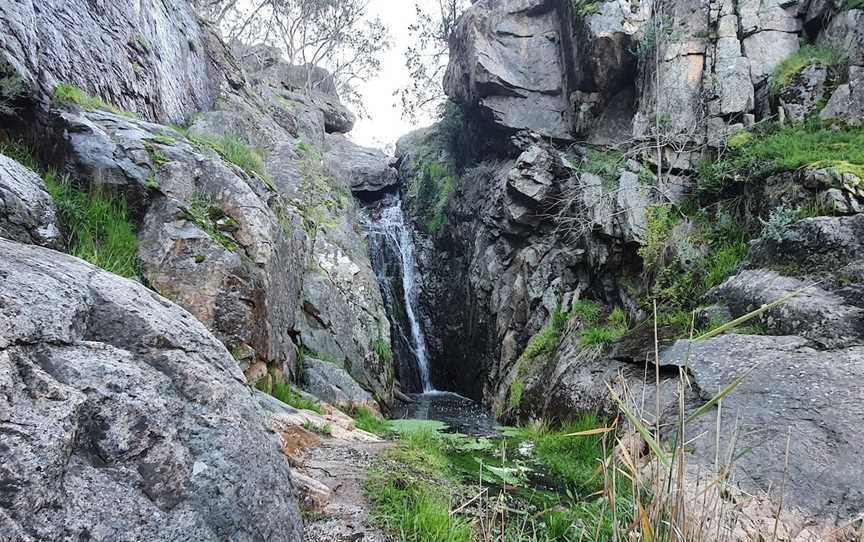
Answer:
[347,0,442,152]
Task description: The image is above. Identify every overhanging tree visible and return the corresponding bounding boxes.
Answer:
[198,0,391,114]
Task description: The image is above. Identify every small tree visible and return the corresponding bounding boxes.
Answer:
[396,0,468,124]
[198,0,391,114]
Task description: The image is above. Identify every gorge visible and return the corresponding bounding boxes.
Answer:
[1,0,864,540]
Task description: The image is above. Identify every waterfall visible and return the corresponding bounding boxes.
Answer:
[366,199,434,393]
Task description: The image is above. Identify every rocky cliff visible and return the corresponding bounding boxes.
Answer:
[400,0,864,532]
[0,1,401,538]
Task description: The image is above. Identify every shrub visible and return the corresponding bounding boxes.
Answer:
[45,173,139,278]
[509,379,525,408]
[759,206,800,244]
[639,205,679,274]
[414,160,455,234]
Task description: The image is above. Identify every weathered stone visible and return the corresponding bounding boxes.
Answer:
[302,357,375,409]
[444,0,571,139]
[710,269,864,348]
[0,154,60,248]
[778,64,828,123]
[506,144,567,205]
[818,9,864,66]
[820,66,864,126]
[0,238,303,541]
[661,334,864,520]
[0,0,220,124]
[324,134,399,194]
[742,31,799,84]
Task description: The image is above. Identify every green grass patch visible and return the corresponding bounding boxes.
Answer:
[509,378,525,408]
[53,83,135,117]
[699,121,864,193]
[190,133,268,180]
[639,205,680,275]
[372,337,394,364]
[45,173,139,278]
[770,46,844,96]
[258,376,324,414]
[579,308,628,348]
[369,414,628,541]
[569,300,602,325]
[350,406,389,436]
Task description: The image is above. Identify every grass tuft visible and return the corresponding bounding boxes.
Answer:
[53,83,135,117]
[770,46,844,95]
[45,173,139,278]
[350,406,389,436]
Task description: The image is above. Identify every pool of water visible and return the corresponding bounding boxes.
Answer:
[391,391,499,437]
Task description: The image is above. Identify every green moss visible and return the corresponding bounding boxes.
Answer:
[848,0,864,8]
[45,173,139,278]
[770,46,844,96]
[53,83,135,117]
[726,129,753,150]
[414,161,455,234]
[184,193,239,252]
[145,176,160,190]
[509,378,525,408]
[147,134,177,146]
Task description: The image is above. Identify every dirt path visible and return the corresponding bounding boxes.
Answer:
[299,439,394,542]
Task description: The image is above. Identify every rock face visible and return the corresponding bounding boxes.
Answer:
[661,334,864,520]
[0,154,60,248]
[0,239,302,541]
[0,0,220,124]
[324,134,400,195]
[445,0,572,139]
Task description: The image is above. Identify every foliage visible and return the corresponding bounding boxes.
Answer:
[202,0,391,114]
[53,83,134,117]
[397,0,469,123]
[848,0,864,8]
[580,308,628,348]
[415,160,456,234]
[570,0,600,16]
[770,46,844,95]
[572,149,625,186]
[294,141,348,236]
[759,206,800,244]
[184,193,239,252]
[44,172,140,278]
[639,205,679,275]
[518,304,567,366]
[569,300,602,325]
[725,129,753,150]
[699,121,864,193]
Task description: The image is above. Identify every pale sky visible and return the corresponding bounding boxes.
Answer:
[348,0,442,152]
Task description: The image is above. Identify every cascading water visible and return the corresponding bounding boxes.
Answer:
[366,198,435,392]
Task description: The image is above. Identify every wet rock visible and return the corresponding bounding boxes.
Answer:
[0,238,302,541]
[324,134,399,194]
[444,0,571,139]
[0,0,219,123]
[661,334,864,520]
[0,154,60,248]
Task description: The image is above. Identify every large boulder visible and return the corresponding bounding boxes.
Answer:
[50,108,307,379]
[444,0,571,139]
[0,154,60,248]
[0,238,303,541]
[661,334,864,520]
[302,357,375,410]
[323,134,400,194]
[0,0,220,124]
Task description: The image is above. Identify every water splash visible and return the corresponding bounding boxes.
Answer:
[367,199,434,392]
